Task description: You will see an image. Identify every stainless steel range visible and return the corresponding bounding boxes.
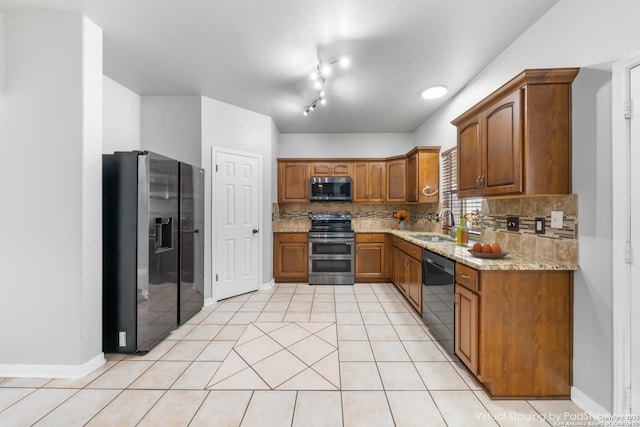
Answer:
[308,213,354,285]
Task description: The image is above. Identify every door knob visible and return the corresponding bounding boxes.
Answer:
[252,229,259,234]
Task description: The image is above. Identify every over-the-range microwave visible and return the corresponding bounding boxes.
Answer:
[309,176,352,201]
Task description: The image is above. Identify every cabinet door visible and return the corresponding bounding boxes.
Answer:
[390,244,399,286]
[397,253,409,295]
[368,162,386,202]
[457,117,482,198]
[386,158,407,202]
[407,153,419,202]
[355,242,385,279]
[310,162,332,176]
[278,162,309,203]
[455,284,479,374]
[331,162,352,176]
[274,233,308,281]
[407,256,422,311]
[353,162,370,202]
[482,89,522,195]
[310,162,352,176]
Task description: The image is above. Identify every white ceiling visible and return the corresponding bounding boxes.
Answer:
[0,0,559,133]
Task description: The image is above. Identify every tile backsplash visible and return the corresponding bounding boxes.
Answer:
[273,194,578,265]
[479,195,577,264]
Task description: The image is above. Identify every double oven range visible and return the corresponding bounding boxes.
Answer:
[308,213,354,285]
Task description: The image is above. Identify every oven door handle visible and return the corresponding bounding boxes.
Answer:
[309,239,353,244]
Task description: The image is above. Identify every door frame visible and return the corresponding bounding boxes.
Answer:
[210,146,263,302]
[612,50,638,415]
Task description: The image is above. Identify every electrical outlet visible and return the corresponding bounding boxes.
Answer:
[119,332,126,347]
[506,216,519,232]
[551,211,563,229]
[535,217,546,234]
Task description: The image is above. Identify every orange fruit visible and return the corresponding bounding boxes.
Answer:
[491,243,502,254]
[472,242,483,252]
[481,244,492,253]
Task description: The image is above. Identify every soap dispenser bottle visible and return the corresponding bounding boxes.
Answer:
[456,213,468,246]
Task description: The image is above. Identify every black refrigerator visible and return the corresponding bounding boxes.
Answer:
[178,162,205,325]
[102,151,181,353]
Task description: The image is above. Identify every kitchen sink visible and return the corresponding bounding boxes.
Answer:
[413,235,453,243]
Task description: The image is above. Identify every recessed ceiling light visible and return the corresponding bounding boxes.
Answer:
[421,85,447,99]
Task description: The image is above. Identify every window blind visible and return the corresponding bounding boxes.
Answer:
[441,148,482,233]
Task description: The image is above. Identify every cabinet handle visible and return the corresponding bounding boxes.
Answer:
[460,273,470,280]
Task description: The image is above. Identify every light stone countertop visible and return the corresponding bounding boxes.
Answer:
[274,227,579,271]
[359,229,578,271]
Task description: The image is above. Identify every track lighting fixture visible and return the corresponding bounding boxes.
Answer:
[304,55,349,116]
[303,92,326,116]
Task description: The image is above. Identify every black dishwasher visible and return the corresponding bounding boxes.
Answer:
[422,249,457,358]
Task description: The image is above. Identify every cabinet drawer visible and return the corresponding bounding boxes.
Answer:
[356,233,385,243]
[398,239,421,261]
[276,233,308,243]
[456,263,478,292]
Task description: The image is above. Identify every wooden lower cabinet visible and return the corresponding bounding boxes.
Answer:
[454,263,573,398]
[454,284,478,374]
[355,234,386,281]
[273,233,308,282]
[405,255,422,311]
[389,236,422,312]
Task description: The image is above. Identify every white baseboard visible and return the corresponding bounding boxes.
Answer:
[260,279,275,291]
[204,297,216,306]
[572,386,610,416]
[0,353,106,379]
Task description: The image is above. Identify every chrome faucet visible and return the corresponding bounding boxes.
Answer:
[438,208,456,238]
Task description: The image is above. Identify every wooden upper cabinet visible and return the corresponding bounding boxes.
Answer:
[457,117,482,195]
[310,161,352,177]
[452,68,579,198]
[353,162,386,203]
[278,162,309,203]
[386,157,407,202]
[406,147,440,203]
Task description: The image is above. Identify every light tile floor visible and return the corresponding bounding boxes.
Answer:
[0,282,598,426]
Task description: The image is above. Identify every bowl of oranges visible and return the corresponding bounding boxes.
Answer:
[467,242,508,259]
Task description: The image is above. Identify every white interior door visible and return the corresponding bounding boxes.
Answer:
[214,150,261,300]
[630,64,640,414]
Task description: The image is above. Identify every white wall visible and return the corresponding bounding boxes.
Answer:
[103,76,140,153]
[0,14,5,95]
[141,96,202,166]
[412,0,640,412]
[571,68,613,412]
[0,12,103,375]
[279,133,415,158]
[271,122,280,204]
[201,97,277,300]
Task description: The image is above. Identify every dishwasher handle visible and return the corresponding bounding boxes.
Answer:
[425,257,454,276]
